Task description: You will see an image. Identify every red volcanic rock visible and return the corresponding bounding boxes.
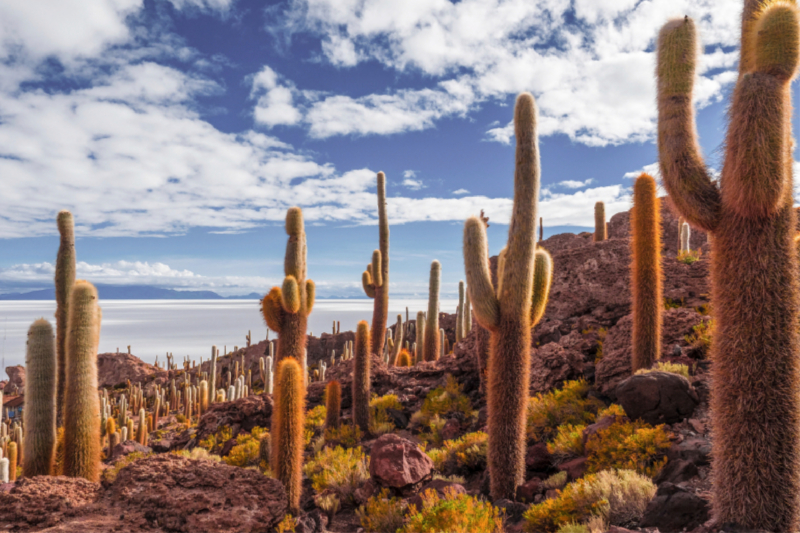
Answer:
[530,343,585,394]
[97,352,164,389]
[0,476,101,530]
[102,454,287,531]
[4,365,25,394]
[369,434,433,492]
[186,392,273,449]
[557,456,588,481]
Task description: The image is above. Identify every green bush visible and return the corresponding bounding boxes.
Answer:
[303,445,369,502]
[635,361,690,379]
[426,431,487,473]
[357,488,407,533]
[547,424,586,462]
[324,422,362,448]
[527,380,604,442]
[417,375,474,424]
[685,319,713,357]
[542,471,568,491]
[103,451,152,483]
[401,487,503,533]
[223,428,267,468]
[198,425,233,454]
[523,469,656,533]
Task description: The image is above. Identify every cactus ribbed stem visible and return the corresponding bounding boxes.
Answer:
[63,281,101,482]
[657,6,800,528]
[325,380,341,430]
[456,280,465,342]
[55,211,76,423]
[23,319,57,476]
[353,321,371,433]
[272,358,305,514]
[8,442,17,483]
[424,261,441,361]
[594,202,607,241]
[462,93,552,500]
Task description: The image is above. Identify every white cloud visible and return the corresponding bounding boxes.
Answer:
[452,188,469,195]
[402,179,424,190]
[167,0,237,12]
[623,162,661,180]
[272,0,742,145]
[251,66,303,127]
[558,179,593,189]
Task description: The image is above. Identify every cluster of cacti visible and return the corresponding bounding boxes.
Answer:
[594,201,607,242]
[631,174,662,372]
[63,280,102,482]
[361,172,390,356]
[463,93,553,500]
[656,4,800,528]
[352,321,371,432]
[23,319,57,476]
[261,207,316,377]
[55,210,76,423]
[424,261,441,362]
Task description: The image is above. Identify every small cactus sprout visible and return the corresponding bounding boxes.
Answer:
[353,321,371,433]
[325,380,342,430]
[272,358,305,514]
[55,210,76,421]
[424,261,441,361]
[7,441,17,482]
[126,419,134,441]
[394,349,412,367]
[63,281,102,482]
[361,172,391,356]
[680,222,691,252]
[23,318,57,477]
[594,201,607,241]
[456,280,465,343]
[0,458,8,483]
[462,93,553,500]
[631,174,663,371]
[261,207,315,376]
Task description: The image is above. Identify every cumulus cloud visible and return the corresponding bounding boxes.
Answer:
[269,0,742,145]
[452,188,469,195]
[251,66,303,127]
[558,179,594,189]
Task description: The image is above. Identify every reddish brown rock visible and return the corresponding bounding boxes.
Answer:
[0,476,101,530]
[4,365,25,394]
[525,442,553,471]
[616,371,698,425]
[530,343,585,394]
[189,392,273,447]
[107,440,152,463]
[557,456,587,481]
[97,352,164,389]
[369,434,433,492]
[516,477,542,503]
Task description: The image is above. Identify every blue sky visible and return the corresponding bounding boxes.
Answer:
[0,0,788,297]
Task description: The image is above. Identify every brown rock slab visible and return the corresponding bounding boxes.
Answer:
[369,434,433,492]
[616,371,698,425]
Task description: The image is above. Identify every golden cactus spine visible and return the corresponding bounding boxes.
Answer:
[23,319,57,476]
[352,321,371,433]
[631,175,663,372]
[594,201,607,241]
[272,358,305,514]
[423,261,441,361]
[325,380,341,430]
[55,210,76,422]
[261,207,315,374]
[62,281,101,482]
[462,93,553,500]
[656,5,800,528]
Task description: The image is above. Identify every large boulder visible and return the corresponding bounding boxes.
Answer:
[616,371,699,425]
[639,482,709,532]
[0,476,100,530]
[4,365,25,394]
[369,434,433,493]
[97,352,163,389]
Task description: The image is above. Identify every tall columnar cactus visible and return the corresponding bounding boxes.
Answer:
[389,314,403,364]
[463,93,553,500]
[361,172,390,355]
[657,6,800,528]
[325,380,341,430]
[272,358,305,514]
[424,261,441,362]
[594,201,607,241]
[63,280,101,482]
[209,345,217,406]
[456,281,465,342]
[23,319,57,476]
[680,222,691,252]
[55,210,76,421]
[352,321,371,433]
[261,208,315,382]
[415,311,425,364]
[137,408,147,446]
[631,174,663,372]
[8,441,17,483]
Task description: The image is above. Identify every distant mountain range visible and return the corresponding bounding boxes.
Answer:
[0,284,262,300]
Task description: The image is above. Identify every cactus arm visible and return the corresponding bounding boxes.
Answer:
[261,287,285,333]
[305,280,315,314]
[281,276,300,313]
[530,249,553,326]
[371,250,383,288]
[721,4,799,218]
[362,271,376,298]
[284,208,305,279]
[463,216,500,330]
[656,17,722,232]
[498,93,539,321]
